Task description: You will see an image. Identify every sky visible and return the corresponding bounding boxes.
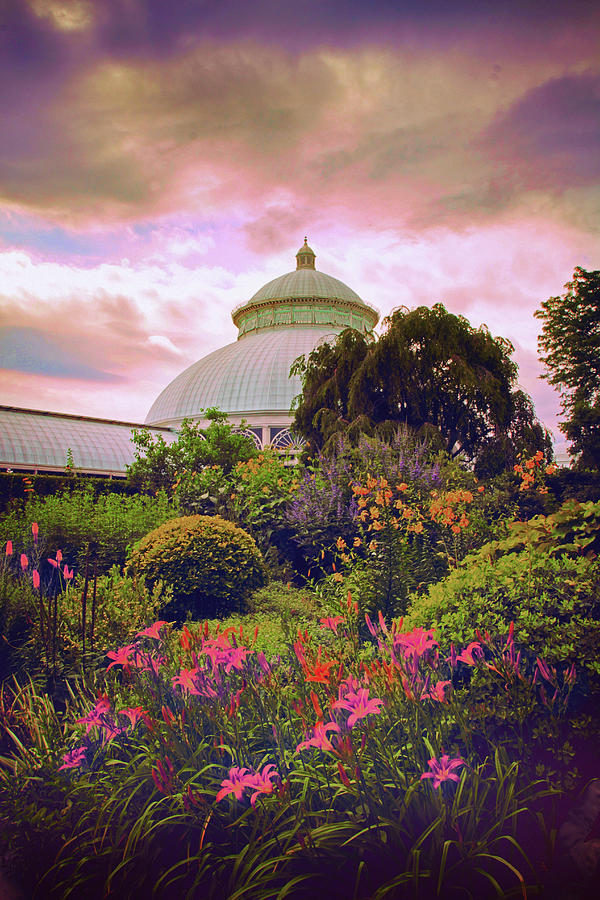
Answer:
[0,0,599,452]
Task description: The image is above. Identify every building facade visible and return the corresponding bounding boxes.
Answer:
[0,241,378,474]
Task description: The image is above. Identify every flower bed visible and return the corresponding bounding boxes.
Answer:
[0,603,586,899]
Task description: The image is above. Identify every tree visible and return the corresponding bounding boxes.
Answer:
[127,409,258,495]
[535,267,600,469]
[293,304,548,469]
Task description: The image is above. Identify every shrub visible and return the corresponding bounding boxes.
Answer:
[404,545,600,694]
[0,489,176,575]
[127,515,267,619]
[57,567,171,664]
[0,571,35,683]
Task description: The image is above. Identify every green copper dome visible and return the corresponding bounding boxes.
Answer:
[146,242,378,429]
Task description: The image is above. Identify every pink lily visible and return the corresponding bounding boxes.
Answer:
[59,746,87,770]
[295,720,341,754]
[456,642,484,666]
[216,766,253,802]
[420,754,465,789]
[63,565,73,581]
[422,680,451,703]
[106,644,136,672]
[76,696,112,733]
[137,621,169,640]
[20,554,28,571]
[32,569,40,590]
[394,627,438,658]
[247,764,280,806]
[31,522,38,542]
[119,706,150,728]
[332,687,384,728]
[5,540,12,556]
[172,667,202,695]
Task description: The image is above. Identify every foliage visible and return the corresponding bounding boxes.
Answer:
[0,471,133,514]
[287,436,519,618]
[536,267,600,469]
[293,304,548,468]
[231,451,299,538]
[404,546,600,697]
[0,561,36,684]
[2,609,588,899]
[127,515,267,620]
[489,498,600,560]
[0,488,175,575]
[127,410,258,494]
[474,389,554,479]
[54,568,171,670]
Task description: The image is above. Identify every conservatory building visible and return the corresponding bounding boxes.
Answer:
[145,239,378,450]
[0,241,378,475]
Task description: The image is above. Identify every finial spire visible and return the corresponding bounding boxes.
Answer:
[296,237,316,270]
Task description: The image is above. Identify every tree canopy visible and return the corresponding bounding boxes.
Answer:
[293,303,549,471]
[126,409,258,494]
[535,267,600,469]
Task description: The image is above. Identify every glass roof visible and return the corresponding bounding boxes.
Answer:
[232,267,370,319]
[0,407,176,475]
[146,325,341,425]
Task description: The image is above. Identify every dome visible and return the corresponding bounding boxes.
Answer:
[145,327,339,426]
[242,268,365,306]
[146,241,379,444]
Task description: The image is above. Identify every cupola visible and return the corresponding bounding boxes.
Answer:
[296,237,316,269]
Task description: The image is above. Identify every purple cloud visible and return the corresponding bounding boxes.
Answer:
[479,72,600,190]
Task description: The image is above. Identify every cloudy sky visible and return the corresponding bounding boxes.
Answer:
[1,0,598,449]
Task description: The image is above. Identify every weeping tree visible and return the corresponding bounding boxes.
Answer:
[293,304,550,471]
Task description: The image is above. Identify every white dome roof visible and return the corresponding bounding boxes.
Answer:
[249,268,366,305]
[146,242,378,428]
[145,326,339,425]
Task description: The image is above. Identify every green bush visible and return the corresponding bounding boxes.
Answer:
[245,580,317,618]
[0,571,35,683]
[57,567,171,662]
[404,545,600,693]
[0,488,176,575]
[127,515,267,619]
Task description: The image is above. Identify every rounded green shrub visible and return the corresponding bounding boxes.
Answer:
[127,515,267,619]
[404,545,600,692]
